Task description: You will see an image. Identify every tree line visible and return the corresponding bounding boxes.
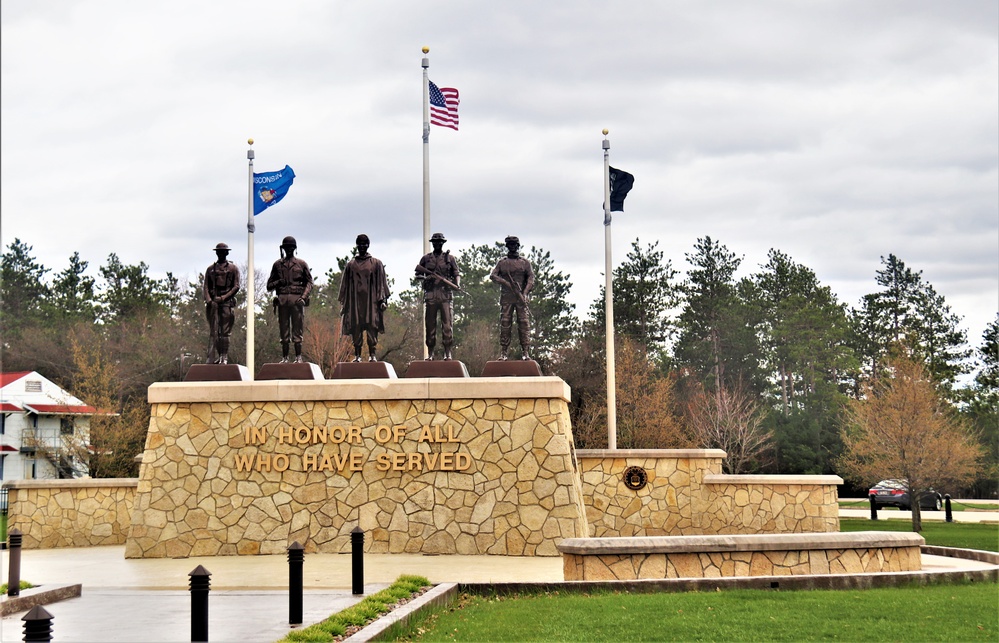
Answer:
[1,237,994,502]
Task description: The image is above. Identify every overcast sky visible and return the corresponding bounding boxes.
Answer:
[2,1,996,352]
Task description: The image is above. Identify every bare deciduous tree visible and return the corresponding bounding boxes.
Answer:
[685,380,773,473]
[302,311,353,377]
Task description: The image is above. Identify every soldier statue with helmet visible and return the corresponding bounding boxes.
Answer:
[266,235,314,363]
[489,235,535,360]
[415,232,461,360]
[203,242,241,364]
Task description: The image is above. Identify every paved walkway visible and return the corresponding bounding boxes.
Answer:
[838,501,999,523]
[1,509,995,642]
[0,548,563,642]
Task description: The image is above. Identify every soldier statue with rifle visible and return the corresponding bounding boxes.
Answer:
[266,236,314,363]
[415,232,461,360]
[203,242,240,365]
[489,235,535,360]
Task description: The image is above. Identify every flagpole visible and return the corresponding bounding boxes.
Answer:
[246,139,256,380]
[421,46,431,359]
[603,129,617,450]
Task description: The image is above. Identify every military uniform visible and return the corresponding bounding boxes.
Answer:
[416,233,461,359]
[266,237,314,362]
[489,236,535,360]
[204,244,240,364]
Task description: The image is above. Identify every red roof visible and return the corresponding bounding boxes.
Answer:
[0,402,23,412]
[23,404,98,415]
[0,371,32,387]
[0,444,17,452]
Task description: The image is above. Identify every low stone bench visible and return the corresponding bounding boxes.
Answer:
[559,531,924,581]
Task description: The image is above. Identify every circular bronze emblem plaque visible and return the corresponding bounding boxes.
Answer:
[623,466,648,491]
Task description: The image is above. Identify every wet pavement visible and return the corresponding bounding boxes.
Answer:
[0,548,562,642]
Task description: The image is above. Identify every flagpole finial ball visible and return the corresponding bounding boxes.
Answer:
[422,46,429,54]
[602,129,609,136]
[248,138,254,146]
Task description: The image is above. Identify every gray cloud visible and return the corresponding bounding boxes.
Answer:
[2,0,996,352]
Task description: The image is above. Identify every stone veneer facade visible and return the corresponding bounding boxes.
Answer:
[559,532,925,580]
[577,450,841,537]
[2,479,136,548]
[125,378,588,558]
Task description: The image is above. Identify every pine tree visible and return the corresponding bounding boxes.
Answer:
[0,238,51,338]
[852,254,970,392]
[588,239,678,360]
[674,236,760,396]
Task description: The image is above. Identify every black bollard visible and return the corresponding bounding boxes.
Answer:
[288,541,304,626]
[8,527,22,597]
[945,494,953,523]
[351,526,364,595]
[22,605,54,642]
[869,493,879,521]
[189,565,211,642]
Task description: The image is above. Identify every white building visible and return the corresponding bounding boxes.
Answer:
[0,371,95,481]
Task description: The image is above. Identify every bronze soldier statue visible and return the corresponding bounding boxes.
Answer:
[204,242,240,364]
[416,232,461,360]
[339,234,390,362]
[266,236,314,363]
[489,235,535,360]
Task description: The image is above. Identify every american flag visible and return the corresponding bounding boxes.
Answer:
[429,81,459,130]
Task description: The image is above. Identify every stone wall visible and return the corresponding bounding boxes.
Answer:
[577,450,841,537]
[577,450,723,536]
[560,532,924,580]
[2,479,136,548]
[699,475,840,534]
[126,378,588,558]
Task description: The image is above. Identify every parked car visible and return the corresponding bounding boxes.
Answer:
[868,479,943,511]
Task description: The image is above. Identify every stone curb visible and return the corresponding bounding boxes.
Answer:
[342,582,459,643]
[922,545,999,565]
[457,553,997,594]
[0,584,82,617]
[344,547,997,640]
[557,530,924,554]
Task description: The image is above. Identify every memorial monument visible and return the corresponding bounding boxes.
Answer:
[115,228,845,564]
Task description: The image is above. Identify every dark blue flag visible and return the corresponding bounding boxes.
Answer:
[609,167,634,212]
[253,165,296,215]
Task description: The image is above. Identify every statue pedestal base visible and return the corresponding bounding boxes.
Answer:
[257,362,324,380]
[405,360,469,378]
[481,360,542,377]
[132,376,584,558]
[184,364,251,381]
[331,361,398,379]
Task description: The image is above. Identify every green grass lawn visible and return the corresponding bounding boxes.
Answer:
[390,521,998,642]
[397,583,998,642]
[279,575,430,643]
[840,517,999,552]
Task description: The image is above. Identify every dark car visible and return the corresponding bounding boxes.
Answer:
[868,479,943,511]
